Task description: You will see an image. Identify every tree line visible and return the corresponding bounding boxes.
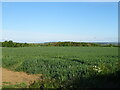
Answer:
[0,40,119,47]
[2,40,30,47]
[42,42,101,47]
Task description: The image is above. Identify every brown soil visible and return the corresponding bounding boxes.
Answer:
[1,68,42,85]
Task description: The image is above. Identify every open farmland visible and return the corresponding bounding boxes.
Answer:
[2,47,120,88]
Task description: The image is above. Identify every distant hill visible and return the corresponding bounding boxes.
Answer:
[40,41,100,47]
[0,40,119,47]
[92,42,118,45]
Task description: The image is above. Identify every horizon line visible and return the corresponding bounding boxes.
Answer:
[0,40,118,43]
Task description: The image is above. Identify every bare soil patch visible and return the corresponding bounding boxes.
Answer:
[1,68,42,85]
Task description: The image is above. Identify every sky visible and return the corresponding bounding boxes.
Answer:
[2,2,118,43]
[1,0,120,2]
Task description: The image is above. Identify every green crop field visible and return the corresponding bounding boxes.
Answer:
[2,47,120,88]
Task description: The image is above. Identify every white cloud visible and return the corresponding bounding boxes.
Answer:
[2,30,118,43]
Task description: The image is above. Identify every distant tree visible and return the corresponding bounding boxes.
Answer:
[2,40,31,47]
[8,40,14,47]
[2,40,14,47]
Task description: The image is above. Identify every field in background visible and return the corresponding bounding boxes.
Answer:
[2,47,120,88]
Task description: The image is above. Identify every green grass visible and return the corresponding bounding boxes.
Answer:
[2,82,27,88]
[2,47,120,88]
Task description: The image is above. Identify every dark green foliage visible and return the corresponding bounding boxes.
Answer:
[41,41,101,47]
[2,40,29,47]
[1,40,119,47]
